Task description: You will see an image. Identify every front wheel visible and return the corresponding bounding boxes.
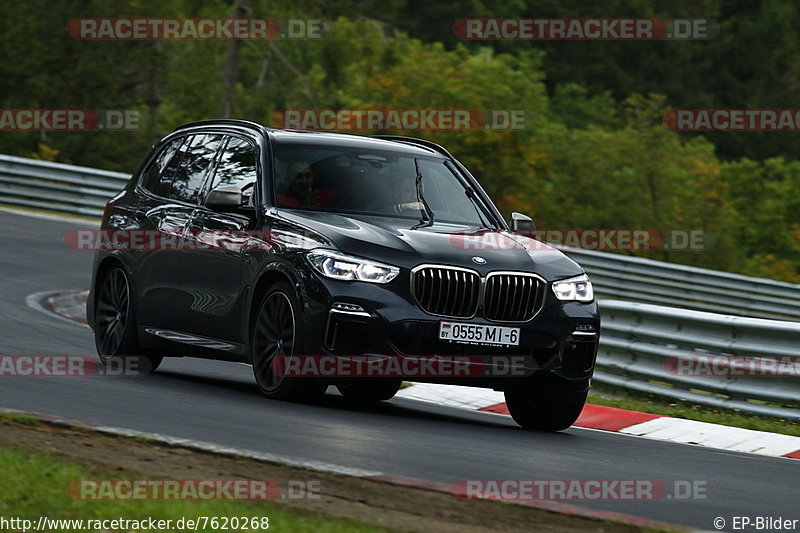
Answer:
[504,378,588,431]
[251,281,325,401]
[94,266,162,374]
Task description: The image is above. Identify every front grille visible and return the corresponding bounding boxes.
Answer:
[483,273,544,322]
[412,266,480,318]
[411,266,546,322]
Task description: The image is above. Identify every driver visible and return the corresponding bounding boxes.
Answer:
[278,161,320,207]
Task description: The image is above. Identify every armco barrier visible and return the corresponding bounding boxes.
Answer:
[596,300,800,419]
[564,248,800,320]
[0,154,129,217]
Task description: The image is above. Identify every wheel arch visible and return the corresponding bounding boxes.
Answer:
[247,267,297,345]
[91,254,134,327]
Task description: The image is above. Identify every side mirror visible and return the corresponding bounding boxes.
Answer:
[206,186,245,211]
[510,212,535,234]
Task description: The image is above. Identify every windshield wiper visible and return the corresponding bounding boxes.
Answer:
[411,158,435,230]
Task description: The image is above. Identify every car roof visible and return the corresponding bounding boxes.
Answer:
[173,119,442,157]
[270,129,440,156]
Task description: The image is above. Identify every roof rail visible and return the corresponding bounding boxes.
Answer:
[371,135,453,158]
[173,119,272,134]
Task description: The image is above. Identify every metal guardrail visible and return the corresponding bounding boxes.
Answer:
[564,248,800,320]
[596,300,800,419]
[2,154,797,417]
[0,154,129,217]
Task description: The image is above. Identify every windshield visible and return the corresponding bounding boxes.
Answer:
[272,142,490,227]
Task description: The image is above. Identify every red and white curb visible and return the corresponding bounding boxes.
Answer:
[26,289,90,327]
[396,383,800,460]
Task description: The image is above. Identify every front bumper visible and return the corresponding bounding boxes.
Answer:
[299,271,599,390]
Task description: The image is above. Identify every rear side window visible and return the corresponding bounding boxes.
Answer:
[207,137,258,205]
[141,137,185,197]
[171,134,225,204]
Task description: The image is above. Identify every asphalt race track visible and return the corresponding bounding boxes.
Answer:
[1,208,797,530]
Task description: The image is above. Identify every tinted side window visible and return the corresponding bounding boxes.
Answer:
[141,137,185,196]
[207,137,258,205]
[171,134,225,204]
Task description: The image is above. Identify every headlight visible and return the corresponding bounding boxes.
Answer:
[307,249,400,284]
[552,274,594,302]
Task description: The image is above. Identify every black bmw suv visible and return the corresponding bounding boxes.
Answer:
[87,119,599,431]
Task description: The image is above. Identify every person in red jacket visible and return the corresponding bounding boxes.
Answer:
[277,161,316,207]
[277,161,337,208]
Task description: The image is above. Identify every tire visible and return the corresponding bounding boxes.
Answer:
[94,266,163,374]
[337,379,402,402]
[504,378,588,431]
[251,281,326,401]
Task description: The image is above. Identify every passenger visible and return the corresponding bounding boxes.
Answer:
[390,178,425,213]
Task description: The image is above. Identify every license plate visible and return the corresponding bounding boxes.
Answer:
[438,322,520,347]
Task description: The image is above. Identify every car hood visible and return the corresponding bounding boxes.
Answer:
[274,209,584,281]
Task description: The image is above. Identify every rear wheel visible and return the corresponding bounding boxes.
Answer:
[251,281,325,401]
[337,379,402,402]
[94,266,162,374]
[504,377,588,431]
